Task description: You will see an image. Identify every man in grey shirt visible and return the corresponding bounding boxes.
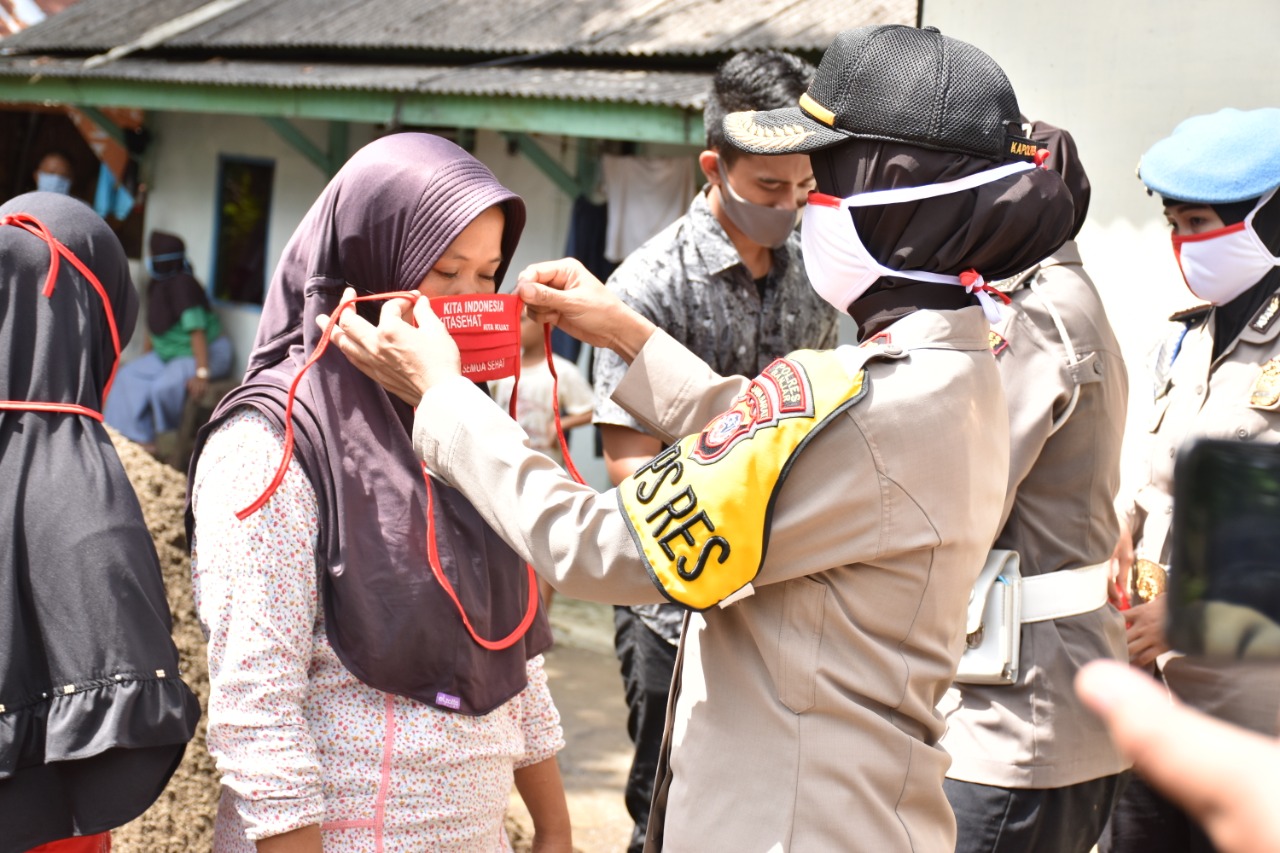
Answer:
[591,49,838,852]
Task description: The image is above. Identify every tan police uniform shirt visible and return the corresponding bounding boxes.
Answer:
[1127,286,1280,734]
[939,243,1130,788]
[414,306,1008,852]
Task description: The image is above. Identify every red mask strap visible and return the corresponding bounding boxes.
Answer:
[543,324,587,486]
[0,213,123,415]
[959,269,1012,306]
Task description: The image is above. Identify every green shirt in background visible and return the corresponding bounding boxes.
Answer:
[151,305,222,362]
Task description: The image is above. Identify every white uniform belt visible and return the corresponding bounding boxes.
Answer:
[1019,562,1110,623]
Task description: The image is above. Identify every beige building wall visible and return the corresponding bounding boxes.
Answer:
[921,0,1280,490]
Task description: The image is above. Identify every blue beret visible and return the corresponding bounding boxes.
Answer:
[1139,108,1280,204]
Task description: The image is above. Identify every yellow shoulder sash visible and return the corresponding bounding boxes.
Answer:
[618,347,874,610]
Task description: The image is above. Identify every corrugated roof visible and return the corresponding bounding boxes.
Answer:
[0,54,712,108]
[1,0,914,57]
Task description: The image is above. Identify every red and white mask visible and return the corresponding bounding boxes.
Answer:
[800,160,1035,323]
[1172,190,1280,306]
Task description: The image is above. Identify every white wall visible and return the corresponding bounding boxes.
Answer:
[920,0,1280,488]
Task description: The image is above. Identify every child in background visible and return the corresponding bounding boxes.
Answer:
[490,310,593,612]
[489,309,593,469]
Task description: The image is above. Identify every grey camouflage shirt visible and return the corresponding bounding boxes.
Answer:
[593,189,839,641]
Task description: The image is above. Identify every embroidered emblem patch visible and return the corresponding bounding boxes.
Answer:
[1249,358,1280,410]
[1251,295,1280,334]
[693,358,814,463]
[988,330,1009,356]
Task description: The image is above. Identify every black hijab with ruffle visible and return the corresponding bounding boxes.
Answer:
[186,134,550,716]
[0,193,199,850]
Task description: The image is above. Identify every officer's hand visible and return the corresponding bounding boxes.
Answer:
[1076,659,1280,853]
[516,259,656,363]
[1125,594,1170,667]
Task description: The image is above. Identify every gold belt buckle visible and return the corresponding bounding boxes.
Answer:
[1131,558,1168,603]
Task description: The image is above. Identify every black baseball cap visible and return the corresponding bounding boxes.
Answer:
[723,25,1027,161]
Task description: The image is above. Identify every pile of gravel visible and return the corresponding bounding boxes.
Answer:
[107,430,217,851]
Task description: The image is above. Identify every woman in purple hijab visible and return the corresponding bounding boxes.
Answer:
[185,134,570,851]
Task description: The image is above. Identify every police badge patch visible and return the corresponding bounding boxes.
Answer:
[693,358,816,463]
[1249,358,1280,410]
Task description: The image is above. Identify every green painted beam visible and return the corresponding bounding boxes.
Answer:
[502,131,578,199]
[262,116,331,176]
[75,104,127,146]
[328,120,348,172]
[0,77,701,145]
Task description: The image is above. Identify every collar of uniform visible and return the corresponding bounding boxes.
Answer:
[874,303,993,353]
[1038,239,1082,272]
[993,239,1082,294]
[1238,285,1280,344]
[687,187,794,279]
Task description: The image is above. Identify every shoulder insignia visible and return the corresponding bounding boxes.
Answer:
[1249,358,1280,410]
[864,331,892,347]
[693,358,816,463]
[988,330,1009,356]
[1250,293,1280,334]
[618,349,868,611]
[1168,304,1212,326]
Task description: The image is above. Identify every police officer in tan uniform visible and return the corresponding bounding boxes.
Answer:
[1103,107,1280,853]
[327,25,1075,852]
[939,121,1131,852]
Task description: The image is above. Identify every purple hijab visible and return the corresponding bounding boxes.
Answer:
[186,134,550,716]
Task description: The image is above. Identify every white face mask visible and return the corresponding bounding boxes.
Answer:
[1172,191,1280,306]
[36,172,72,195]
[800,160,1035,323]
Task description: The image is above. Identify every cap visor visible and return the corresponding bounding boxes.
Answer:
[723,107,850,155]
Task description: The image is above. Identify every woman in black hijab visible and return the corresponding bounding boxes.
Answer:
[185,134,569,851]
[0,192,200,852]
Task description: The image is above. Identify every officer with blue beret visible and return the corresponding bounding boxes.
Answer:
[1106,107,1280,853]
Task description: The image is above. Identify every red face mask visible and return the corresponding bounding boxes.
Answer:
[429,293,523,383]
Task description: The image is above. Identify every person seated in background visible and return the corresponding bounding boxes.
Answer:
[104,230,233,452]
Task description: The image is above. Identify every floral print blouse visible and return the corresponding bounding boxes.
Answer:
[191,407,563,851]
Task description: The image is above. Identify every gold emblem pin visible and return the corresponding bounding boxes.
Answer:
[1249,358,1280,410]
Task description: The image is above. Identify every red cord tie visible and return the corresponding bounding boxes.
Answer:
[1034,148,1052,169]
[0,213,122,421]
[238,290,586,651]
[958,269,1012,306]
